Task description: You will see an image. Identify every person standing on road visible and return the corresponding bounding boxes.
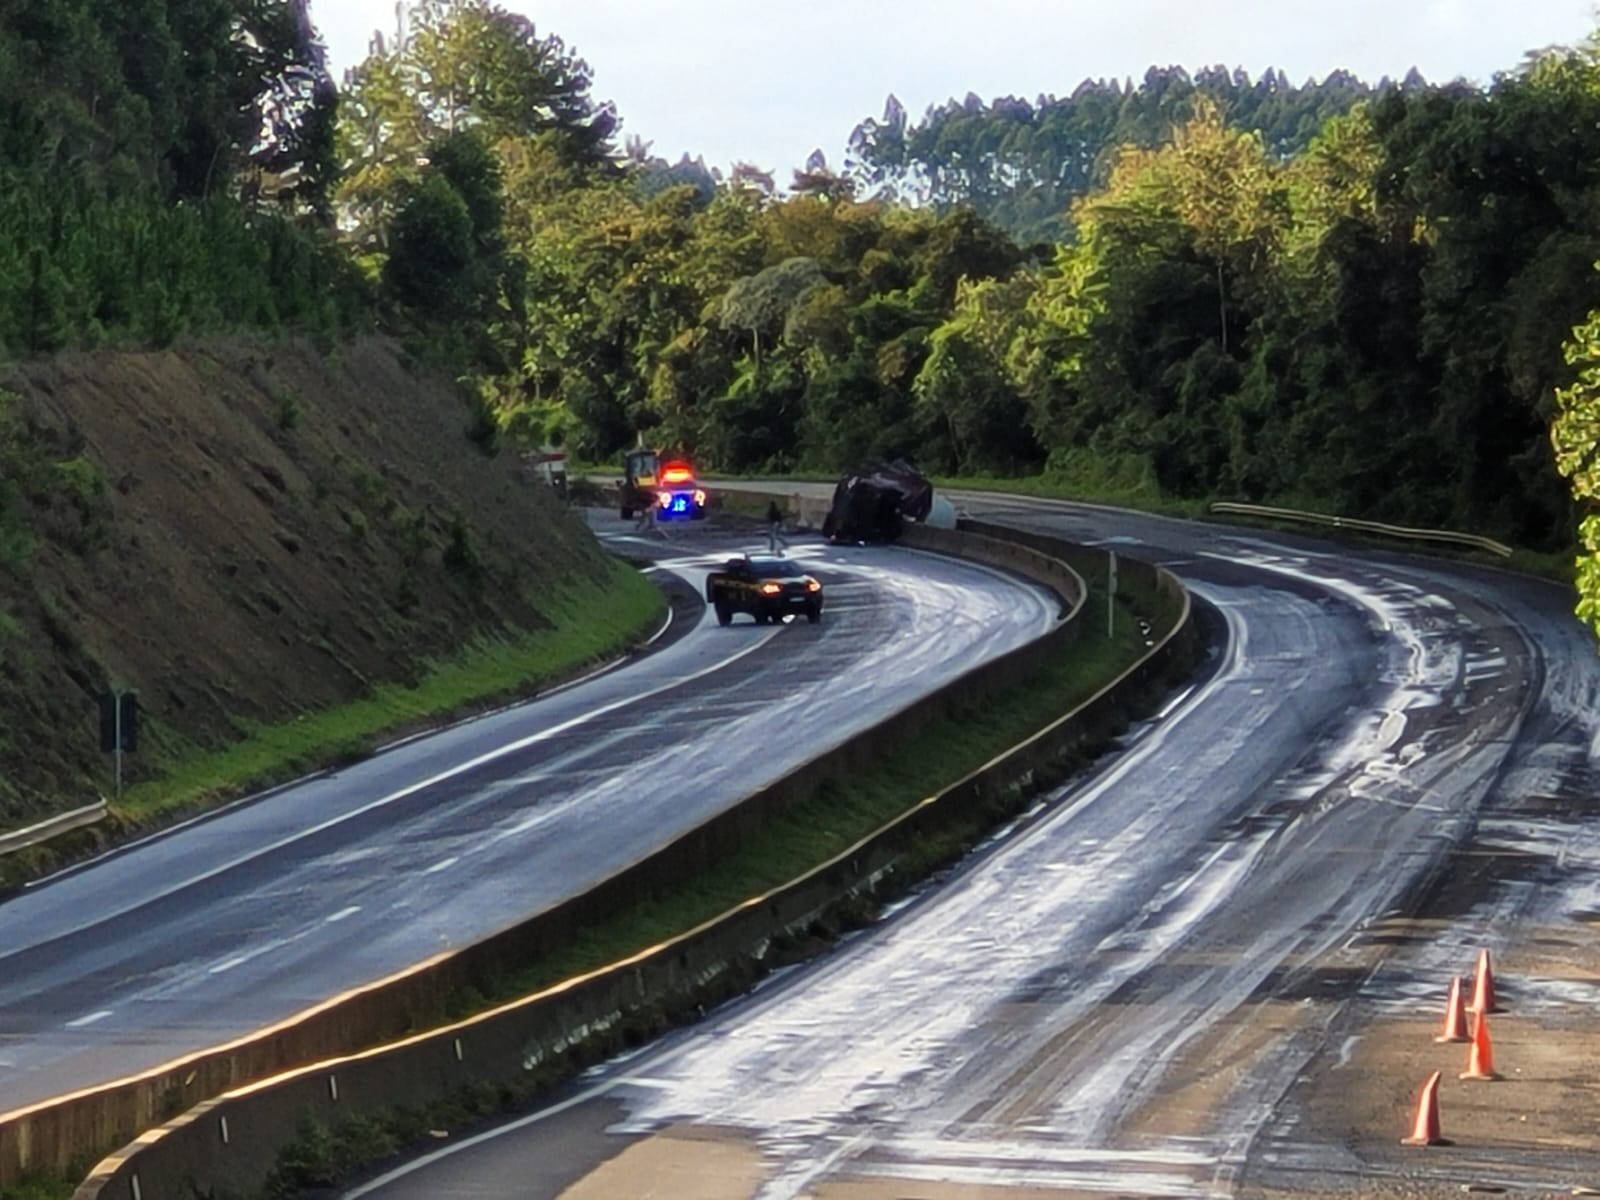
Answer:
[766,499,787,553]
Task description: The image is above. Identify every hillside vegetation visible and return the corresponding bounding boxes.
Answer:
[329,3,1600,569]
[843,66,1397,243]
[0,338,650,825]
[5,0,1600,823]
[0,1,667,826]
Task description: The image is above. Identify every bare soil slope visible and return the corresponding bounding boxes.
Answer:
[0,336,618,825]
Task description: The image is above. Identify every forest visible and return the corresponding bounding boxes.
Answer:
[4,0,1600,601]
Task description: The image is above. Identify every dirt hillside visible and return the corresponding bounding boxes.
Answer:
[0,336,620,827]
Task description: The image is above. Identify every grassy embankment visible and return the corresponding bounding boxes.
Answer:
[3,529,1180,1200]
[495,554,1177,1000]
[120,561,665,823]
[241,535,1190,1200]
[0,560,665,888]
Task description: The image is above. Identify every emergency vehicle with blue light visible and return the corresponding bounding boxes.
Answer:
[618,449,708,521]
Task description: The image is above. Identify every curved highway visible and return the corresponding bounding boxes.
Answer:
[0,523,1058,1113]
[350,494,1600,1199]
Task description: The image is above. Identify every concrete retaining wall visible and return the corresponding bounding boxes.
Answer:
[27,522,1195,1199]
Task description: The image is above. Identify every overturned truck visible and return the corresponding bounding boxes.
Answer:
[821,460,951,543]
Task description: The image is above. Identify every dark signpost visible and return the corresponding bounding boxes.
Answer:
[98,689,138,800]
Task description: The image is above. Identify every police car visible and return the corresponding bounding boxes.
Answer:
[704,555,824,625]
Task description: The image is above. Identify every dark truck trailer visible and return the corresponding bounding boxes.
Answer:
[820,460,934,543]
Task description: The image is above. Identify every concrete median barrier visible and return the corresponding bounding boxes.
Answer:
[22,521,1198,1198]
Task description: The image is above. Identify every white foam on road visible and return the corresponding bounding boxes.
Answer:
[554,552,1534,1195]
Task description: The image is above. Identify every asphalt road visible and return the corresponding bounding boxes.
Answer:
[0,518,1058,1114]
[349,493,1600,1199]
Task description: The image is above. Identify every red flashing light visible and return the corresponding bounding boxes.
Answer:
[661,461,694,484]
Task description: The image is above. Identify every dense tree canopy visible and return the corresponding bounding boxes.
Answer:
[4,1,1600,623]
[0,1,363,355]
[325,9,1600,573]
[336,0,617,257]
[0,0,337,209]
[844,67,1399,242]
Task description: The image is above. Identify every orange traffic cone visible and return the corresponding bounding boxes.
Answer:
[1435,976,1471,1043]
[1401,1070,1451,1145]
[1460,1010,1502,1081]
[1468,948,1503,1014]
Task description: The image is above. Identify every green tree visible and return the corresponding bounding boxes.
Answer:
[915,276,1039,473]
[336,0,616,251]
[383,171,476,314]
[718,256,826,364]
[1553,303,1600,636]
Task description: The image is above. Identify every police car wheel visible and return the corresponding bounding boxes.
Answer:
[715,601,732,626]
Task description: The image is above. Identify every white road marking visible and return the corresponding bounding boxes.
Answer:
[325,906,361,923]
[343,1077,628,1197]
[2,627,785,967]
[1156,685,1197,719]
[28,587,679,888]
[65,1011,112,1028]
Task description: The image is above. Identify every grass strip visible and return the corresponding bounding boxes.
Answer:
[122,560,664,823]
[0,561,664,887]
[18,545,1178,1200]
[0,1176,70,1200]
[241,549,1189,1200]
[458,556,1179,1007]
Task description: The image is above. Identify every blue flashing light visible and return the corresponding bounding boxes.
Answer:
[654,490,700,520]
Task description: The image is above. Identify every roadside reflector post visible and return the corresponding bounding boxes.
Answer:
[1107,550,1117,640]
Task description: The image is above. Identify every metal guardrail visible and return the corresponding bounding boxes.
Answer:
[1209,502,1513,559]
[0,801,108,856]
[7,522,1094,1188]
[60,523,1188,1200]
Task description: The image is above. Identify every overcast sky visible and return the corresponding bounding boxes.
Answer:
[310,1,1598,178]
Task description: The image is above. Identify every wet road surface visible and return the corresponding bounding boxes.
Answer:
[350,495,1600,1199]
[0,522,1057,1113]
